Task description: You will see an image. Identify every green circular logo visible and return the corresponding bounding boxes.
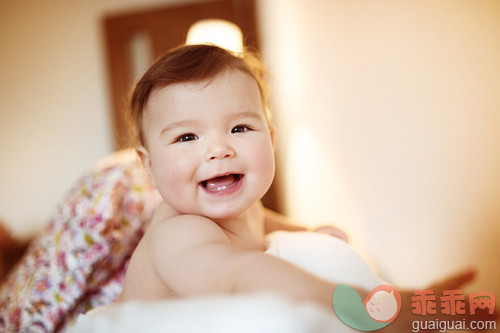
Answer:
[332,284,401,331]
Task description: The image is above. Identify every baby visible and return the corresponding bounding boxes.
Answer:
[72,44,476,333]
[116,44,354,307]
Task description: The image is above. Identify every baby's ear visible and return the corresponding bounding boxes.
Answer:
[136,146,155,186]
[269,126,277,152]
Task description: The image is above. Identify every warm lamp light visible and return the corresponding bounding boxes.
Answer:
[186,19,244,53]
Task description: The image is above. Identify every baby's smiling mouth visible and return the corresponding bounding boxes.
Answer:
[200,174,243,193]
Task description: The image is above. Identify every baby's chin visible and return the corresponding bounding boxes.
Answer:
[166,192,265,222]
[172,205,247,222]
[206,207,249,223]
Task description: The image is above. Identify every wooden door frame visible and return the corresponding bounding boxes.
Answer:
[102,0,259,150]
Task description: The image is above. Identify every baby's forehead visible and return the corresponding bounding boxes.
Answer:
[142,72,264,126]
[146,70,262,109]
[163,68,256,92]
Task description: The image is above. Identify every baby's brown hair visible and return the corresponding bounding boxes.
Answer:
[129,44,271,146]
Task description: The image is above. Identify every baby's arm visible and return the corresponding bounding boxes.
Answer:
[264,207,348,241]
[151,214,363,309]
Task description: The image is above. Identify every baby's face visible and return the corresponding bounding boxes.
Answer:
[140,70,275,221]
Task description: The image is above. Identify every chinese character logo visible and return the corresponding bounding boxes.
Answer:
[411,289,495,316]
[469,292,495,315]
[333,284,402,331]
[411,289,437,315]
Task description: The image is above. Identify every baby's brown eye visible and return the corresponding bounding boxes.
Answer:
[176,133,198,142]
[232,125,252,133]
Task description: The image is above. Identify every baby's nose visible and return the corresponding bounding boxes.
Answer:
[207,141,235,161]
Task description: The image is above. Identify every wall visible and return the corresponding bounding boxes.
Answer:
[0,0,202,239]
[258,0,500,295]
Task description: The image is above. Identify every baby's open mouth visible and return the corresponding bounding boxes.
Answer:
[200,174,243,193]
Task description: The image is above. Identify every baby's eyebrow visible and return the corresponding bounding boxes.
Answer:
[160,119,199,136]
[231,110,265,121]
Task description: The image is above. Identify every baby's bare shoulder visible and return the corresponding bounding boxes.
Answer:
[147,202,228,244]
[146,215,237,296]
[148,214,231,263]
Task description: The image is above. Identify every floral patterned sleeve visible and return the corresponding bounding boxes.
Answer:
[0,150,161,332]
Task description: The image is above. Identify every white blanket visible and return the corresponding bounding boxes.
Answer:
[69,231,382,333]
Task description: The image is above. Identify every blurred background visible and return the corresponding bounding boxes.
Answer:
[1,0,499,297]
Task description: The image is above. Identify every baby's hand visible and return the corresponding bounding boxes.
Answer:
[313,225,348,242]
